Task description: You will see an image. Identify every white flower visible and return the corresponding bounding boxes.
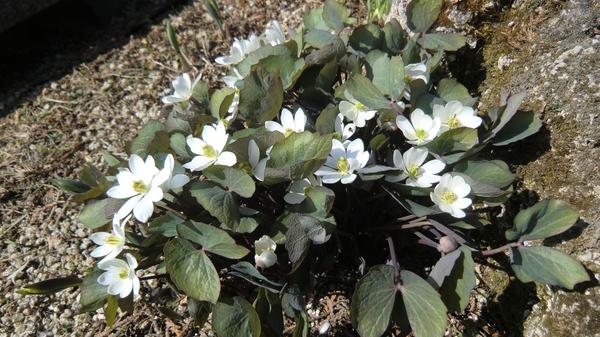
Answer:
[215,34,261,66]
[264,20,286,46]
[90,215,128,263]
[315,139,369,184]
[161,73,200,104]
[107,154,171,223]
[254,235,277,269]
[265,107,306,137]
[396,109,441,145]
[248,140,270,181]
[223,68,243,89]
[284,175,321,204]
[183,121,237,171]
[433,100,482,132]
[339,92,377,128]
[97,253,140,299]
[404,63,429,84]
[335,113,356,143]
[160,154,190,191]
[430,174,472,218]
[386,148,445,187]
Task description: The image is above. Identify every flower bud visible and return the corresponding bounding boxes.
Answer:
[437,236,458,254]
[254,235,277,269]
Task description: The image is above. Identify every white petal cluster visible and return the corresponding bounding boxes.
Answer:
[433,100,482,132]
[315,139,369,184]
[108,154,187,223]
[387,148,445,187]
[264,20,286,46]
[335,113,356,143]
[90,215,128,263]
[161,73,200,104]
[97,253,140,299]
[403,63,429,100]
[339,92,377,128]
[215,35,261,66]
[248,140,270,181]
[254,235,277,269]
[396,109,441,145]
[265,107,306,137]
[284,175,321,204]
[183,121,237,171]
[430,174,472,218]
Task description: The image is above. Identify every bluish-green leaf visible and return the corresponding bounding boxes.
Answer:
[79,268,108,312]
[177,221,249,259]
[323,0,349,33]
[189,181,240,228]
[79,198,118,229]
[424,127,478,155]
[492,111,542,146]
[351,265,396,337]
[435,247,476,312]
[210,87,236,119]
[437,78,476,106]
[164,238,220,303]
[454,160,514,189]
[349,24,384,54]
[406,0,442,33]
[400,270,447,337]
[418,33,466,51]
[511,246,589,289]
[203,166,256,198]
[342,74,390,110]
[238,66,284,128]
[148,212,185,237]
[365,50,405,99]
[213,296,262,337]
[506,199,579,241]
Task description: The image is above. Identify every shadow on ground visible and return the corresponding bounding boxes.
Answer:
[0,0,189,116]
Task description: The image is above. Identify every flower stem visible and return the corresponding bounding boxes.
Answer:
[386,237,400,278]
[481,242,522,256]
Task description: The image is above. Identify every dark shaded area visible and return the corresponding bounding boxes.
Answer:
[0,0,189,116]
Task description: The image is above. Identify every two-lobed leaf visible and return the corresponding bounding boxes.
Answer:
[505,199,579,241]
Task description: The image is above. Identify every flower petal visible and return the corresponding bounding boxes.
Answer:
[133,195,154,223]
[215,151,237,167]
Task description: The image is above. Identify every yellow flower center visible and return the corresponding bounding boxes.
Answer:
[407,164,420,178]
[284,128,294,138]
[337,156,350,174]
[441,191,457,204]
[355,102,366,111]
[415,128,427,140]
[447,115,460,129]
[118,269,129,280]
[133,180,148,193]
[105,235,122,246]
[404,75,412,83]
[202,145,217,159]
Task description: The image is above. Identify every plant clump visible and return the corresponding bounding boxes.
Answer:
[20,1,589,336]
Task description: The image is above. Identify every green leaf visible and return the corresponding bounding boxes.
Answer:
[53,179,90,194]
[265,132,333,183]
[366,51,405,100]
[254,288,284,337]
[105,295,119,327]
[188,298,212,328]
[164,238,220,303]
[189,181,240,228]
[437,78,475,106]
[79,268,108,312]
[493,111,542,146]
[304,37,346,66]
[170,132,190,158]
[304,7,328,31]
[148,212,185,237]
[418,33,466,51]
[210,87,236,119]
[424,127,478,155]
[237,44,293,77]
[343,74,390,110]
[349,24,384,54]
[305,29,336,48]
[433,247,476,312]
[454,160,514,189]
[229,261,283,291]
[177,221,249,259]
[295,186,336,219]
[486,91,527,140]
[238,65,284,127]
[165,21,180,53]
[79,199,116,229]
[506,199,579,241]
[323,0,349,33]
[191,80,210,109]
[128,121,169,157]
[383,19,406,54]
[406,0,442,33]
[213,296,262,337]
[400,270,447,337]
[203,166,256,198]
[351,265,396,337]
[259,54,306,90]
[202,0,224,31]
[292,311,309,337]
[315,104,339,135]
[511,246,589,289]
[17,276,81,295]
